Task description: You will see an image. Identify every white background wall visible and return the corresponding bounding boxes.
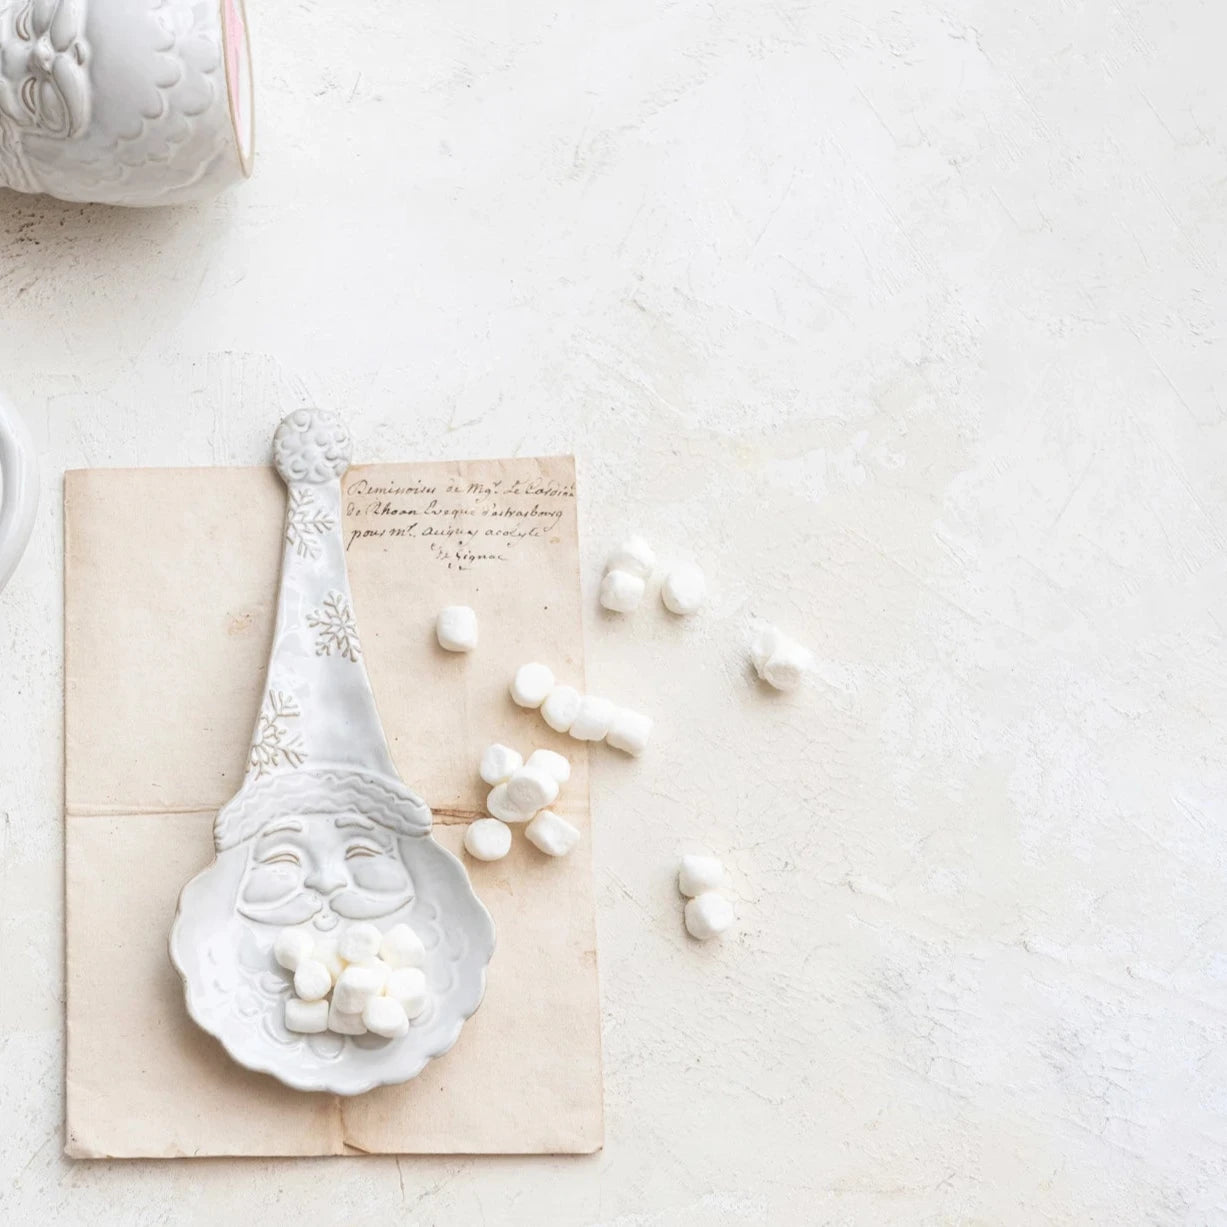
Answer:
[2,0,1226,1222]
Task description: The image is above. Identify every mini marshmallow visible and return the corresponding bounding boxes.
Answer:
[487,782,535,823]
[678,854,725,897]
[541,684,582,732]
[661,563,706,615]
[380,923,426,969]
[273,926,315,972]
[333,963,387,1014]
[357,959,392,990]
[606,536,656,580]
[327,998,367,1035]
[386,967,429,1019]
[337,922,383,965]
[684,891,736,940]
[750,623,813,691]
[285,996,329,1034]
[749,625,774,670]
[606,707,653,756]
[363,995,410,1039]
[526,747,571,783]
[569,694,615,741]
[599,569,645,613]
[511,662,555,708]
[505,764,560,813]
[292,958,333,1003]
[479,742,523,785]
[525,810,581,857]
[311,935,345,983]
[436,604,478,652]
[465,817,513,861]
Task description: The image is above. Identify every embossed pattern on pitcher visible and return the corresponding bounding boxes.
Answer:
[0,0,253,205]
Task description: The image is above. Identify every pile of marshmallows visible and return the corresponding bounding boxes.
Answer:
[434,536,807,957]
[511,661,653,756]
[465,743,580,861]
[273,921,429,1039]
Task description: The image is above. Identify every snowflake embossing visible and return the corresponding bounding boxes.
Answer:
[249,690,306,778]
[285,487,335,560]
[307,591,362,663]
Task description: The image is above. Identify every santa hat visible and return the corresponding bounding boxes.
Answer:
[213,410,432,851]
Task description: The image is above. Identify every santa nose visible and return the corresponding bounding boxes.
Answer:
[304,862,346,895]
[31,37,53,74]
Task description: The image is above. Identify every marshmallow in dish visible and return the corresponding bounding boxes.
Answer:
[275,920,431,1037]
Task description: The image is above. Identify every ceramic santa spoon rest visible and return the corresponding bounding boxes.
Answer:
[170,411,495,1094]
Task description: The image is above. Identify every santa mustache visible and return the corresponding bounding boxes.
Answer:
[238,883,414,928]
[48,47,90,136]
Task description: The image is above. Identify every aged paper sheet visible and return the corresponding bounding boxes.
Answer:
[64,457,602,1157]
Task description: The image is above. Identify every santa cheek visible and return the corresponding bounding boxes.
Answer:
[349,858,409,894]
[241,866,301,904]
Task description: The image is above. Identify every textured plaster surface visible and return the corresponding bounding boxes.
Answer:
[2,0,1227,1222]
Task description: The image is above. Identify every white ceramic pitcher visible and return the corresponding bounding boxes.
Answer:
[0,394,37,593]
[0,0,254,206]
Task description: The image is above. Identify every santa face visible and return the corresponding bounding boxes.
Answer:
[170,784,494,1089]
[0,0,90,137]
[236,813,416,932]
